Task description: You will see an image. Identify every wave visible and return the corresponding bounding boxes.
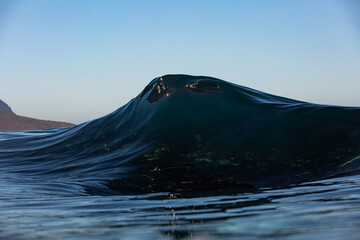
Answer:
[1,74,360,194]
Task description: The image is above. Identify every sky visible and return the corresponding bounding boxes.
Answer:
[0,0,359,124]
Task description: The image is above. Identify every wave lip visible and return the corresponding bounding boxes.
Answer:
[1,74,360,194]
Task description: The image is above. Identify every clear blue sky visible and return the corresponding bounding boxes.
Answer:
[1,0,359,124]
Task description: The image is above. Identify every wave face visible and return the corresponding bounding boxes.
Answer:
[1,74,360,194]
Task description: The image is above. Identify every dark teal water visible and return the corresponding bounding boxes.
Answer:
[1,75,360,239]
[1,175,360,239]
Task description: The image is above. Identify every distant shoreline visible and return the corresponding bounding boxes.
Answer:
[0,110,75,132]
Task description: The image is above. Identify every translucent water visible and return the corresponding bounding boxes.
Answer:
[1,75,359,239]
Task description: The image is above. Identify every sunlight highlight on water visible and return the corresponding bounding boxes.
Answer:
[1,75,360,239]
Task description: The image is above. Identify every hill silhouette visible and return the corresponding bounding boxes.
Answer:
[0,99,14,114]
[0,99,75,131]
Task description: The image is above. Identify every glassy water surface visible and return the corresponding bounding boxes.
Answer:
[1,175,360,240]
[1,75,360,239]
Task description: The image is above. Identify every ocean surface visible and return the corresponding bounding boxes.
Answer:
[1,75,360,239]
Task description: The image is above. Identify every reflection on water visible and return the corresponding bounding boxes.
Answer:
[1,75,360,239]
[1,174,360,240]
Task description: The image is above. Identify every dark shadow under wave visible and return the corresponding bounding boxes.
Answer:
[1,74,360,194]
